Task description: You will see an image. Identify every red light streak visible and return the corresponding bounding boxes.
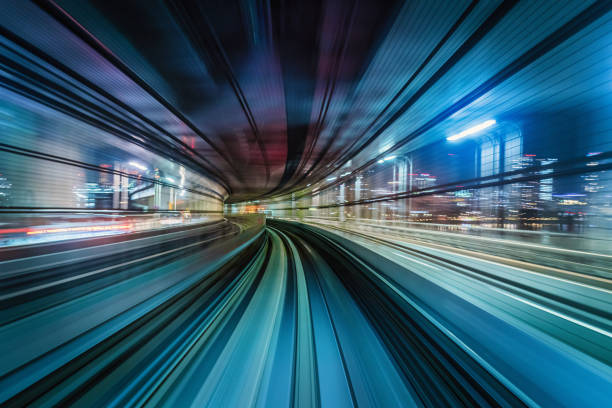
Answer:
[22,224,132,235]
[0,228,31,234]
[0,224,133,235]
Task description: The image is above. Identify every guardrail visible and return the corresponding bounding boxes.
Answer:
[277,216,612,278]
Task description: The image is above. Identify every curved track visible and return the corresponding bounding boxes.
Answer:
[0,219,610,407]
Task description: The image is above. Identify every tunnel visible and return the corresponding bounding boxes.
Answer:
[1,0,611,406]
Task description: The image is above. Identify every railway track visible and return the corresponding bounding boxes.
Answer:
[0,218,610,407]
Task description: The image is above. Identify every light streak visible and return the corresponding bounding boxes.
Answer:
[25,224,132,235]
[129,161,147,171]
[447,119,496,141]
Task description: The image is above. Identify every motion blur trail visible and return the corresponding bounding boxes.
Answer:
[1,217,610,407]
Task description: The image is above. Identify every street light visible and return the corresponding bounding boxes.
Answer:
[407,155,414,217]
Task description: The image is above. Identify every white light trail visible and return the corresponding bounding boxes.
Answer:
[447,119,496,141]
[129,161,147,171]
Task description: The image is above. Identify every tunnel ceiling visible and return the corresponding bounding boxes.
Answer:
[4,0,609,202]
